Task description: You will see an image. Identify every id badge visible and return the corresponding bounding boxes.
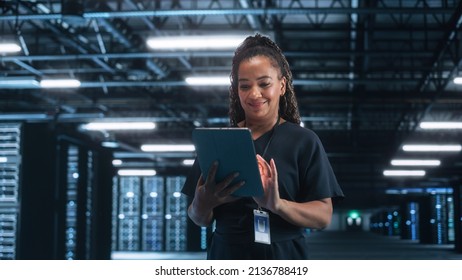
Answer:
[253,209,271,244]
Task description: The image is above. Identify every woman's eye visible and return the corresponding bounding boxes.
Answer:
[259,83,270,88]
[239,85,250,90]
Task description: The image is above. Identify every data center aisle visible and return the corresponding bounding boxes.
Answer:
[306,230,462,260]
[113,230,462,260]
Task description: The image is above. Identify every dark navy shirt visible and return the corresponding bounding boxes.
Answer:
[182,122,344,258]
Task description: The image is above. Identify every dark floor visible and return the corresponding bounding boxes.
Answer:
[306,230,462,260]
[113,230,462,260]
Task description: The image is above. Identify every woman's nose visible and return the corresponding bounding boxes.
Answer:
[249,86,261,98]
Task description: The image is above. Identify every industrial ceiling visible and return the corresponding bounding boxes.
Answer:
[1,0,462,210]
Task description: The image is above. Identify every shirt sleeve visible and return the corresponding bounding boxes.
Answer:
[298,130,344,202]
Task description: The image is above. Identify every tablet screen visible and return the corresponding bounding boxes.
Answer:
[192,128,264,197]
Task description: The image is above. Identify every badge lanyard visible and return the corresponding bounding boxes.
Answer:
[261,115,280,159]
[251,115,280,245]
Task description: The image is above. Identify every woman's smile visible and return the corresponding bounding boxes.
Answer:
[247,99,268,109]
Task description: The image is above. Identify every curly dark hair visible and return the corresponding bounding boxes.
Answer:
[229,33,301,127]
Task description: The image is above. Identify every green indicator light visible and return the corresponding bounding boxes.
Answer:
[348,210,360,219]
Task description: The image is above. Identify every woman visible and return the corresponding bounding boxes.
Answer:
[182,34,344,259]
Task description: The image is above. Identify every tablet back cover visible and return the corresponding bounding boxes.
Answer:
[192,128,263,197]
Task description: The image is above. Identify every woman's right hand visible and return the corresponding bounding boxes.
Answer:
[194,161,245,209]
[188,161,245,227]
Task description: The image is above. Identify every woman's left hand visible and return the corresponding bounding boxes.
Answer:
[253,154,282,212]
[254,155,333,229]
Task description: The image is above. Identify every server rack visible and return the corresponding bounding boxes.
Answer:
[447,195,455,243]
[64,145,79,259]
[112,175,192,253]
[419,192,453,245]
[369,209,399,236]
[141,177,164,251]
[0,123,21,260]
[433,194,448,244]
[1,123,112,259]
[117,177,141,251]
[401,202,419,240]
[165,176,187,251]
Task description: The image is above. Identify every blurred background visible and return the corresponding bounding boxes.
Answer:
[1,0,462,260]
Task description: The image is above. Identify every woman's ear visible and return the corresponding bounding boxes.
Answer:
[280,77,287,96]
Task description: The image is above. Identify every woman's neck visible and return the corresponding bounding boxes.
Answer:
[244,115,280,139]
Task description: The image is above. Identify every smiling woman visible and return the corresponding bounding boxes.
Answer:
[236,56,284,137]
[182,34,344,260]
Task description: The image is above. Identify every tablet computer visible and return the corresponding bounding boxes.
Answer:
[192,127,264,197]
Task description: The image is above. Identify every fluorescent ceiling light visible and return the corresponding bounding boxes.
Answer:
[81,122,156,131]
[402,144,462,152]
[0,157,7,163]
[146,35,244,50]
[0,77,39,88]
[101,141,120,148]
[185,76,229,86]
[383,170,426,177]
[40,79,81,88]
[112,159,123,166]
[419,122,462,129]
[118,169,156,176]
[454,77,462,84]
[0,43,21,53]
[141,144,195,152]
[391,159,441,166]
[182,159,195,166]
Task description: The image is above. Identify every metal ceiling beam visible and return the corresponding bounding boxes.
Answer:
[0,8,456,21]
[0,50,433,63]
[395,1,462,133]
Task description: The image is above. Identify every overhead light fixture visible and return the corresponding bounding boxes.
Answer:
[0,157,7,163]
[391,159,441,166]
[101,141,120,148]
[141,144,195,152]
[112,159,123,166]
[419,122,462,129]
[383,170,426,177]
[118,169,157,176]
[81,122,156,131]
[185,76,229,86]
[454,77,462,84]
[146,35,244,50]
[182,159,195,166]
[40,79,81,88]
[402,144,462,152]
[0,43,22,53]
[0,77,39,88]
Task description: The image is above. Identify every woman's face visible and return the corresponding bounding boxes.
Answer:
[237,55,286,123]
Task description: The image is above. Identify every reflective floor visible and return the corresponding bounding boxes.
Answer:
[306,230,462,260]
[112,230,462,260]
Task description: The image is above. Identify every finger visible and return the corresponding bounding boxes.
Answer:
[220,180,245,198]
[270,158,278,182]
[217,171,240,191]
[205,161,218,184]
[197,175,204,187]
[256,154,271,177]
